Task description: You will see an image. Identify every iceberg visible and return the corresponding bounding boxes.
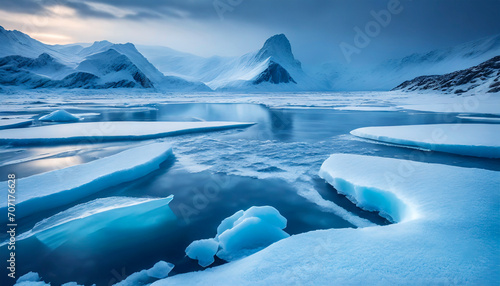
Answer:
[39,109,80,122]
[0,121,255,145]
[154,155,500,285]
[0,118,32,129]
[185,206,290,267]
[3,196,174,249]
[0,142,172,219]
[115,261,174,286]
[350,124,500,158]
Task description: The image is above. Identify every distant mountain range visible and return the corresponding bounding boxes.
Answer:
[138,33,320,90]
[317,34,500,91]
[0,24,499,93]
[0,26,208,90]
[393,56,500,94]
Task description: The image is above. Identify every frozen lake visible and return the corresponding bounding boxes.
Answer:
[0,100,498,285]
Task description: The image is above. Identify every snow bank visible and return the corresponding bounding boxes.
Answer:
[115,261,174,286]
[154,155,500,285]
[39,110,80,122]
[0,142,172,219]
[351,124,500,158]
[185,206,289,267]
[3,196,174,249]
[0,118,32,129]
[0,121,255,145]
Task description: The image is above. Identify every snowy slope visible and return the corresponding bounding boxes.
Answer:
[154,154,500,285]
[71,41,210,90]
[0,53,73,79]
[393,56,500,94]
[76,49,154,88]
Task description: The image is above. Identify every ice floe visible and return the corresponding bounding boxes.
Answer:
[115,261,174,286]
[351,123,500,158]
[14,272,49,286]
[0,118,32,129]
[0,121,255,145]
[14,272,83,286]
[457,115,500,123]
[4,196,174,249]
[0,142,173,219]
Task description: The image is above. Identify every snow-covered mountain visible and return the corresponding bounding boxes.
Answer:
[318,34,500,91]
[393,56,500,94]
[139,34,321,90]
[2,23,499,92]
[0,26,209,90]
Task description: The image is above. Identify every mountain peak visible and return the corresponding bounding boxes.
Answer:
[262,34,292,53]
[256,34,301,69]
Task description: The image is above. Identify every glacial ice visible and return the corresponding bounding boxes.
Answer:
[115,261,174,286]
[154,154,500,285]
[185,206,289,267]
[0,121,255,145]
[14,272,48,286]
[185,239,219,267]
[147,261,175,279]
[351,123,500,158]
[4,196,174,249]
[0,142,173,219]
[14,272,83,286]
[39,109,80,122]
[0,118,32,129]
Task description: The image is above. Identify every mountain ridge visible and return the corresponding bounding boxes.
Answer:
[0,25,209,91]
[393,55,500,94]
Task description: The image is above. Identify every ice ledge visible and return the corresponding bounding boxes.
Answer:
[0,121,256,145]
[319,154,416,223]
[350,124,500,158]
[0,142,173,219]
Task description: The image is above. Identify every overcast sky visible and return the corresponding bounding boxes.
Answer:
[1,0,499,66]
